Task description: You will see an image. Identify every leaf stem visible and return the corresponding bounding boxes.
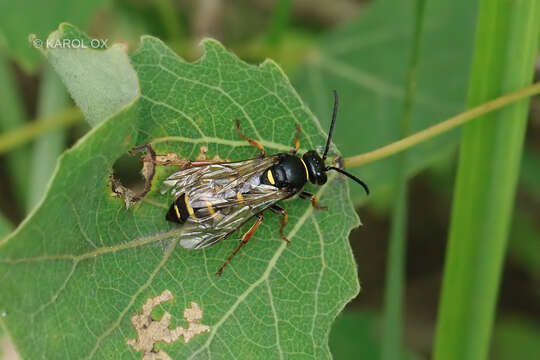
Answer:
[343,81,540,169]
[0,107,82,155]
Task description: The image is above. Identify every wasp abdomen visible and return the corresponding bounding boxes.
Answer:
[165,193,191,223]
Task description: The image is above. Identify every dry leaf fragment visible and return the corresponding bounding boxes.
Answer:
[180,302,210,343]
[109,175,138,208]
[126,290,210,359]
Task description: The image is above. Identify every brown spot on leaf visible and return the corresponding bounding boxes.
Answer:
[126,290,210,359]
[195,145,209,160]
[211,154,224,162]
[109,174,138,208]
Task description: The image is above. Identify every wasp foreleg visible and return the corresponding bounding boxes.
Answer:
[292,123,301,154]
[235,119,266,157]
[299,191,328,210]
[216,213,264,276]
[269,205,290,243]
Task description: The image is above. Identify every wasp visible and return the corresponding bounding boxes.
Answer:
[160,91,369,275]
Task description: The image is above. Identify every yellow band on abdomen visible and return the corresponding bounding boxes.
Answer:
[174,204,182,220]
[185,193,196,218]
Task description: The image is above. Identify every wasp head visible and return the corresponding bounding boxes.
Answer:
[302,150,327,185]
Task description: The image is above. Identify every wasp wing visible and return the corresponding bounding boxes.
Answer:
[161,155,291,249]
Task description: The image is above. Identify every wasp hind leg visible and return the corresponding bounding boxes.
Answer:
[216,213,264,276]
[299,191,328,210]
[269,205,290,243]
[235,119,266,157]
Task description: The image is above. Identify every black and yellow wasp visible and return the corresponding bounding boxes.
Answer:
[160,91,369,275]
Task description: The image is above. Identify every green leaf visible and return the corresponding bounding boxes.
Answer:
[0,0,108,71]
[41,24,140,127]
[0,212,13,239]
[329,311,418,360]
[381,2,426,359]
[293,0,477,203]
[492,316,540,360]
[0,25,360,359]
[330,312,382,359]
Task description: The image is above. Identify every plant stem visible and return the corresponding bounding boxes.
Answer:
[343,81,540,169]
[381,2,425,359]
[0,107,82,155]
[433,1,540,360]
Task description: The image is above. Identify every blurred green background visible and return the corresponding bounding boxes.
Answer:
[0,0,539,359]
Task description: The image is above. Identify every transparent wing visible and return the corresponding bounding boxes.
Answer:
[161,155,291,249]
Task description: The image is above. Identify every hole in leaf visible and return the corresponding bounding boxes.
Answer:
[112,152,145,192]
[110,145,156,208]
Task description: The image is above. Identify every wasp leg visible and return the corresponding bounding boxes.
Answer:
[216,213,264,276]
[299,191,328,210]
[269,205,290,243]
[153,155,222,168]
[235,119,266,157]
[130,144,226,168]
[292,123,301,154]
[188,160,225,167]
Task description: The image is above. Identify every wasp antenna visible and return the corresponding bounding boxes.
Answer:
[327,166,369,195]
[323,90,339,161]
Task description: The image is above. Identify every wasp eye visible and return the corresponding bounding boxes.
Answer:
[317,172,327,185]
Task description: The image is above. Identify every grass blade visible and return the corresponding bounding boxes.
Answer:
[0,53,29,205]
[381,1,426,359]
[433,1,540,360]
[26,66,69,212]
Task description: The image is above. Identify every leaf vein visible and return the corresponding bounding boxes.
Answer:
[187,177,334,359]
[266,279,284,360]
[85,238,179,359]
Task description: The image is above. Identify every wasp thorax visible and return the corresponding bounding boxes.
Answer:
[302,150,327,185]
[260,154,308,191]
